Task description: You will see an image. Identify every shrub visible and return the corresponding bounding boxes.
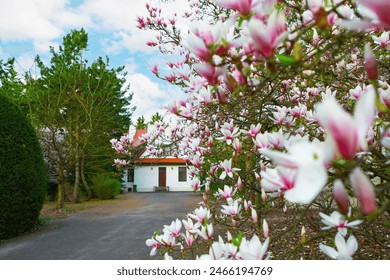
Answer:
[91,174,121,200]
[0,95,47,239]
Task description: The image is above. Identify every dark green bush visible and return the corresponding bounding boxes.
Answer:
[91,174,121,200]
[0,95,47,239]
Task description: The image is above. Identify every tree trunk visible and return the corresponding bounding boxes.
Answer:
[63,169,73,202]
[73,158,81,203]
[56,166,65,209]
[73,124,81,203]
[81,157,93,200]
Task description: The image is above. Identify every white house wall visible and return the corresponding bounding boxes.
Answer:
[134,165,193,192]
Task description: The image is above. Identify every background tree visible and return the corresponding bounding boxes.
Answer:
[135,115,148,129]
[26,29,134,207]
[150,112,163,125]
[0,95,47,239]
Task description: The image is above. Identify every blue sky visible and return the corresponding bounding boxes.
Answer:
[0,0,190,124]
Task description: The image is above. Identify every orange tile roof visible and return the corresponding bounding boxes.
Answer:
[135,158,187,165]
[132,129,148,147]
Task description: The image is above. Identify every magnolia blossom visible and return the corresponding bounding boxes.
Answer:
[319,233,358,260]
[213,0,253,16]
[196,224,214,241]
[315,89,376,159]
[340,0,390,30]
[260,139,334,204]
[219,159,241,179]
[217,185,236,199]
[372,31,389,48]
[145,236,162,256]
[163,218,182,238]
[247,10,288,59]
[188,206,212,224]
[319,211,362,236]
[238,235,270,260]
[221,198,242,217]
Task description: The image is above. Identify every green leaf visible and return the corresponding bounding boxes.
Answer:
[232,232,244,247]
[276,54,298,65]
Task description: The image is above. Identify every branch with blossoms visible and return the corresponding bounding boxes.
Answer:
[112,0,390,259]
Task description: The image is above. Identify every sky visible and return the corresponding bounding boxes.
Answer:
[0,0,190,125]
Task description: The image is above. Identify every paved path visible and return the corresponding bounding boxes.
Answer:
[0,192,201,260]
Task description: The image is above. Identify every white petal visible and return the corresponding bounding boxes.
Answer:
[319,244,338,259]
[284,164,327,204]
[334,233,348,255]
[354,88,376,150]
[346,235,358,256]
[260,149,298,168]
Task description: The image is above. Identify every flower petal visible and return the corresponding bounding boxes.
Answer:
[284,164,327,204]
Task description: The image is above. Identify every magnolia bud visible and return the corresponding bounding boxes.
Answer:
[252,208,258,224]
[237,177,243,190]
[227,231,232,242]
[261,189,267,202]
[332,179,349,215]
[364,44,378,81]
[301,226,307,244]
[350,167,377,215]
[263,219,269,238]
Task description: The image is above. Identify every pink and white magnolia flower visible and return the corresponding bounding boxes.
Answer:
[217,185,237,199]
[315,88,376,159]
[261,166,296,193]
[218,121,241,145]
[163,218,183,238]
[213,0,254,16]
[188,206,212,225]
[219,159,241,179]
[145,236,162,256]
[372,31,389,49]
[319,211,363,236]
[193,62,226,85]
[238,235,270,260]
[339,0,390,30]
[232,138,242,153]
[221,198,242,217]
[359,0,390,30]
[196,224,214,241]
[260,140,334,204]
[242,123,262,139]
[319,233,358,260]
[247,10,288,59]
[184,231,196,247]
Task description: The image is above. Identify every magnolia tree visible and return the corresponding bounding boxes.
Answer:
[112,0,390,259]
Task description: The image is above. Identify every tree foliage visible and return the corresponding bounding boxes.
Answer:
[0,95,47,239]
[26,29,135,207]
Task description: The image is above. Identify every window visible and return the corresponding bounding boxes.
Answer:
[178,167,187,182]
[127,168,134,183]
[163,146,172,156]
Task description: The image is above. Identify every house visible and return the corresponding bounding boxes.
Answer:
[121,128,194,192]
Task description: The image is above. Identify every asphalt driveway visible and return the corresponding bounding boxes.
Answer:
[0,192,201,260]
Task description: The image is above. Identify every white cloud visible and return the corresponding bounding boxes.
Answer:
[125,72,182,123]
[0,0,91,48]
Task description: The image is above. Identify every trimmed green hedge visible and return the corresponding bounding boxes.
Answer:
[91,174,121,200]
[0,95,47,239]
